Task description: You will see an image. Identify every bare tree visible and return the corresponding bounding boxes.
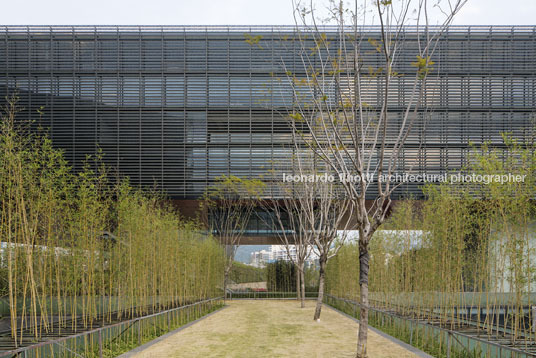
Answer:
[281,0,466,355]
[308,171,353,321]
[259,185,314,308]
[260,131,353,316]
[201,175,265,299]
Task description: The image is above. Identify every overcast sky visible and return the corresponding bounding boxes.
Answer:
[0,0,534,26]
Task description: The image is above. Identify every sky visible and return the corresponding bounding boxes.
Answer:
[0,0,535,26]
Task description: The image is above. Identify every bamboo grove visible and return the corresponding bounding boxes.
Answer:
[326,135,536,348]
[0,97,225,346]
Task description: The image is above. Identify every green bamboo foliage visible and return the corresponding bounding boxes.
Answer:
[0,98,225,346]
[326,135,536,348]
[266,260,297,292]
[231,262,265,283]
[200,175,265,297]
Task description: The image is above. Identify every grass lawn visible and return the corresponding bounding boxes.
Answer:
[132,300,418,358]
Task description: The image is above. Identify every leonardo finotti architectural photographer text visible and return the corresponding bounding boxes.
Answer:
[281,172,527,184]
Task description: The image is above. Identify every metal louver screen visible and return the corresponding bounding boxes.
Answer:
[0,26,534,199]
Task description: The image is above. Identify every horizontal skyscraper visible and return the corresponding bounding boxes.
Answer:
[1,25,534,199]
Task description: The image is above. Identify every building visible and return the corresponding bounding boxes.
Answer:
[249,245,318,267]
[1,25,535,217]
[249,249,271,268]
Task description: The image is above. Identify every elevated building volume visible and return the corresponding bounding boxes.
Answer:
[1,26,534,199]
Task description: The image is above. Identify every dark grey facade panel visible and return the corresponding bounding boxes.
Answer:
[0,26,534,198]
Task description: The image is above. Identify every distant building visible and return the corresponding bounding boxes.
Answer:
[249,249,271,268]
[270,245,297,262]
[249,245,318,268]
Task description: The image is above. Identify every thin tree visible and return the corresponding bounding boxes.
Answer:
[260,138,353,316]
[258,185,314,308]
[307,168,353,321]
[258,130,317,307]
[259,148,318,308]
[282,0,466,355]
[201,175,265,299]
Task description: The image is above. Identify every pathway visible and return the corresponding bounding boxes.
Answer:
[130,300,423,358]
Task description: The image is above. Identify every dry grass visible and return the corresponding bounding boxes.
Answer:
[133,300,418,358]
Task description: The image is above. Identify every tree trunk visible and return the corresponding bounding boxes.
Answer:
[224,255,232,302]
[300,264,306,308]
[314,257,326,321]
[296,263,301,302]
[223,245,234,302]
[223,267,229,302]
[356,242,370,358]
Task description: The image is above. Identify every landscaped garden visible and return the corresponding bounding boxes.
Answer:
[0,0,535,356]
[0,97,225,356]
[130,300,421,358]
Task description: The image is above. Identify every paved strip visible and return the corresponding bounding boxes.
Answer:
[127,300,424,357]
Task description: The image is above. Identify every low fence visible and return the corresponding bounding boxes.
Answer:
[28,291,529,358]
[326,294,536,358]
[0,295,206,319]
[0,297,224,358]
[226,291,318,300]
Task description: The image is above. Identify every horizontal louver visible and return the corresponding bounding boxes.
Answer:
[0,26,534,198]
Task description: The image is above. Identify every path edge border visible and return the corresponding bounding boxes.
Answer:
[325,304,434,358]
[118,305,228,357]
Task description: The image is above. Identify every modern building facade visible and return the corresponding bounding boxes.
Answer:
[1,25,535,204]
[249,245,318,268]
